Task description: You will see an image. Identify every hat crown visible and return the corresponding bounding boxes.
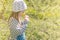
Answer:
[12,0,27,12]
[14,0,23,1]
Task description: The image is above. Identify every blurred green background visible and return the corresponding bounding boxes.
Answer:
[0,0,60,40]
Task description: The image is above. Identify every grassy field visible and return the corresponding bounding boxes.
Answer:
[0,0,60,40]
[0,13,60,40]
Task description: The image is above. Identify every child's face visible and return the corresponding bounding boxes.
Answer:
[18,11,25,17]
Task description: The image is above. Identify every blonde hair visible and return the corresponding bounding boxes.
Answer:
[8,11,25,22]
[8,11,19,22]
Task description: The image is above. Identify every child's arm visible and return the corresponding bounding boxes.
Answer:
[18,15,29,34]
[21,15,29,25]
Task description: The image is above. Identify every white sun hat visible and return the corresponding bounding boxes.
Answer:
[12,0,27,12]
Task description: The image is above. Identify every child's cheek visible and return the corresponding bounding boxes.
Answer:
[22,13,25,16]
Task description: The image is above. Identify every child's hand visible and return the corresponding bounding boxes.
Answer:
[24,15,29,22]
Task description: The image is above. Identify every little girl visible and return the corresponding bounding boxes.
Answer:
[8,0,29,40]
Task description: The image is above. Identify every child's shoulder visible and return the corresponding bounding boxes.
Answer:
[9,17,18,23]
[9,17,14,22]
[9,17,16,21]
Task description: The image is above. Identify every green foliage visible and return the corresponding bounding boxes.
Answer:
[0,0,60,40]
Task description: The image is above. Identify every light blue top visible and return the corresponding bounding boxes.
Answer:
[8,17,28,39]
